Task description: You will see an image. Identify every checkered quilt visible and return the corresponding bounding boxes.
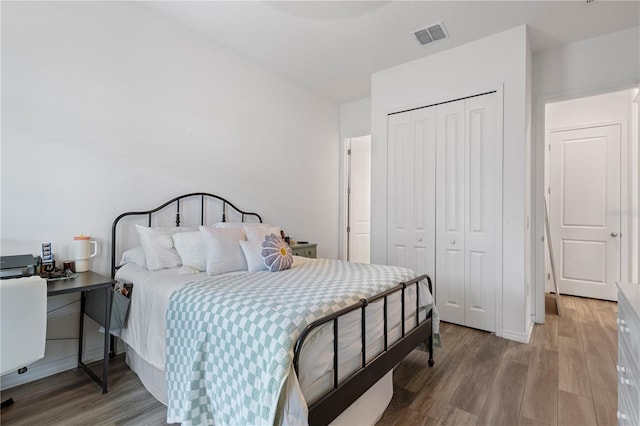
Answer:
[165,259,433,426]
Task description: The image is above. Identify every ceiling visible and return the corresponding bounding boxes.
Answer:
[142,1,640,104]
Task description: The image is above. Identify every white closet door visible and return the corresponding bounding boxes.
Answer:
[387,108,436,277]
[388,92,498,332]
[435,93,497,332]
[435,100,466,325]
[463,94,497,332]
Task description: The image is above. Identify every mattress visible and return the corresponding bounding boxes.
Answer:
[115,257,435,424]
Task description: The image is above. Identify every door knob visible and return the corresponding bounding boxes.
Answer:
[450,240,456,245]
[611,232,619,237]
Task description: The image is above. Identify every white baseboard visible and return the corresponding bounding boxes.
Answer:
[0,343,124,391]
[501,328,530,343]
[1,353,78,391]
[524,320,535,343]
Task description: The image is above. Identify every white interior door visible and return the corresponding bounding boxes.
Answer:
[435,100,466,326]
[387,92,498,332]
[550,124,621,301]
[387,108,436,277]
[348,136,371,263]
[435,93,498,332]
[463,94,498,332]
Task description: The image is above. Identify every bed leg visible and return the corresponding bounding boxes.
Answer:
[428,335,434,367]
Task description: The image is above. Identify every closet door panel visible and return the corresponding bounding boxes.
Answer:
[436,100,465,325]
[387,109,435,276]
[464,93,497,332]
[387,113,412,268]
[411,108,436,276]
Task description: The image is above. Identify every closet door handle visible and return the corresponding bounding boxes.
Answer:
[450,240,456,245]
[611,232,618,237]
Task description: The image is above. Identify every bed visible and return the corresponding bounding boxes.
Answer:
[110,193,438,425]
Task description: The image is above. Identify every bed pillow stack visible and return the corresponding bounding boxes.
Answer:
[135,225,198,271]
[128,222,285,275]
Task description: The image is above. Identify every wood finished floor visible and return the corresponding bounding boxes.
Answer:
[1,295,617,426]
[377,294,618,426]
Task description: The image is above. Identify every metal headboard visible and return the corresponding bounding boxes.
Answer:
[111,192,262,278]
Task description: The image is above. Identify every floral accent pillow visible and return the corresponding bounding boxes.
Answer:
[261,233,293,272]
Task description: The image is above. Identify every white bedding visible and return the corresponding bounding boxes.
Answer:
[115,257,436,424]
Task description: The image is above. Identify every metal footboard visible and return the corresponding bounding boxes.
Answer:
[293,274,435,426]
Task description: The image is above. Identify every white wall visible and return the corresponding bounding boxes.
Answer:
[371,25,530,341]
[532,26,640,321]
[340,97,371,140]
[1,1,340,388]
[545,89,637,129]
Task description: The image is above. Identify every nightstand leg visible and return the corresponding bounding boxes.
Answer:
[78,292,85,367]
[102,286,111,393]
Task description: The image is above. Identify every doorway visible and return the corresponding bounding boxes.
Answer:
[544,88,638,301]
[345,136,371,263]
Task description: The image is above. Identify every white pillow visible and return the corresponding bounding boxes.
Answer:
[244,225,282,243]
[119,245,147,269]
[135,225,182,271]
[199,226,247,275]
[172,231,206,272]
[239,240,268,273]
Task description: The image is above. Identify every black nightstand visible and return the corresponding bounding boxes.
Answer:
[47,271,114,393]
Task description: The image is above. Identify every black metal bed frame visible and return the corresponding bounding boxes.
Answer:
[110,193,434,425]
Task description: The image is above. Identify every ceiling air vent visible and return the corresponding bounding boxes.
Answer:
[414,22,448,46]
